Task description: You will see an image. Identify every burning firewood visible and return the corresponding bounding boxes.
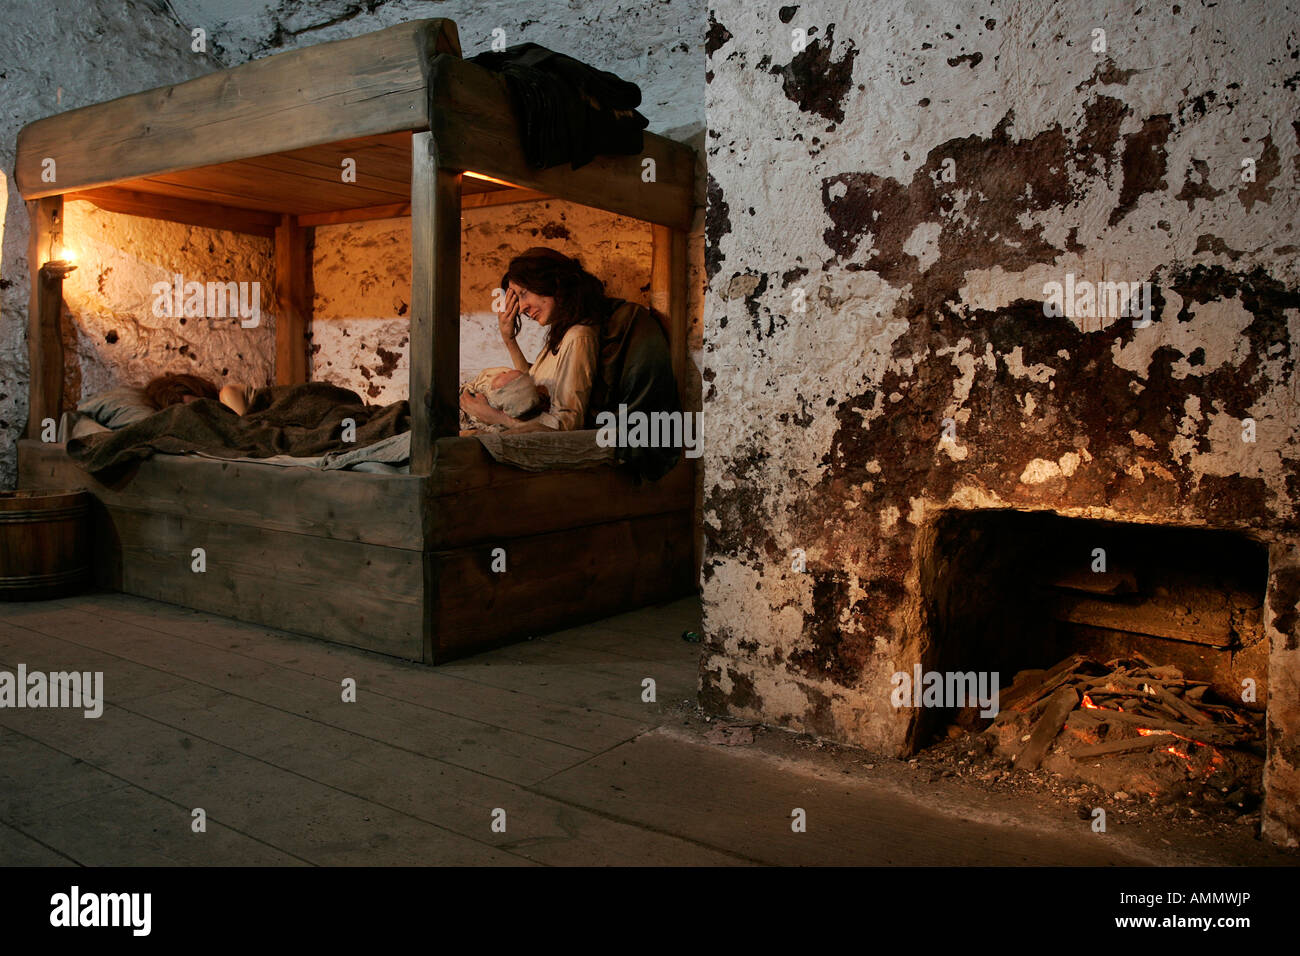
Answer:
[978,652,1264,801]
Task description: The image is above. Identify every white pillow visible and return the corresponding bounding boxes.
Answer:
[78,387,157,429]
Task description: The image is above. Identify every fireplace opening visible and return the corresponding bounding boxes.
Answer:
[918,509,1268,807]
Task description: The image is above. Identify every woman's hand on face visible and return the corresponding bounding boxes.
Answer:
[499,288,520,342]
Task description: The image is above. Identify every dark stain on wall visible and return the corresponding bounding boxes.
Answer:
[822,112,1080,314]
[1109,114,1172,225]
[788,569,905,684]
[743,272,771,333]
[705,173,731,281]
[1268,566,1300,652]
[373,345,401,379]
[769,23,857,124]
[1238,133,1280,212]
[1176,158,1225,209]
[705,14,733,56]
[1077,95,1130,177]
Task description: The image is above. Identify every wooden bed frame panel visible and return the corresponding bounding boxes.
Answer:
[427,509,695,662]
[14,18,699,663]
[17,440,426,548]
[18,440,696,663]
[109,511,426,660]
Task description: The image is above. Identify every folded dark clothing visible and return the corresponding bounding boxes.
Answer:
[589,299,682,482]
[67,383,409,477]
[471,42,649,170]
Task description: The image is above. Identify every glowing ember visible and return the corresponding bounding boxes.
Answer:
[1137,726,1211,748]
[1082,695,1098,709]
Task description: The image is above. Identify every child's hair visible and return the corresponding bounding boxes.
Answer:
[500,247,611,355]
[144,373,219,409]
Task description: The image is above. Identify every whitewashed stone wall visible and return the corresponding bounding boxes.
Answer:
[702,0,1300,844]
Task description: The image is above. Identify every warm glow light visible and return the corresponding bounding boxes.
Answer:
[57,247,76,264]
[464,170,519,188]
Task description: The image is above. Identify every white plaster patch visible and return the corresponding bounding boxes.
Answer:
[901,220,942,272]
[1020,457,1061,484]
[1112,293,1254,379]
[1002,345,1057,383]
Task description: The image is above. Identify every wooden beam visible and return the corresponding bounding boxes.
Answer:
[460,187,550,210]
[652,224,697,594]
[26,196,65,439]
[651,224,690,411]
[274,215,310,385]
[409,131,461,475]
[427,56,695,231]
[67,187,278,238]
[295,187,552,227]
[297,203,412,227]
[15,19,461,199]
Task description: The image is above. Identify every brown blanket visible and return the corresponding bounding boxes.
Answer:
[67,383,410,477]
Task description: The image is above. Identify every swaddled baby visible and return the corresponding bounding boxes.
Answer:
[459,367,547,433]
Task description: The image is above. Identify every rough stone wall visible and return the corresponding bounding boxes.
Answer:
[702,0,1300,843]
[310,200,653,403]
[60,203,276,401]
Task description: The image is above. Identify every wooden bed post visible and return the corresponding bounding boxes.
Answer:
[409,130,462,475]
[274,214,310,385]
[651,224,690,411]
[26,196,66,439]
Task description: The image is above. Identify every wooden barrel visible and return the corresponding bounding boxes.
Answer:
[0,489,92,601]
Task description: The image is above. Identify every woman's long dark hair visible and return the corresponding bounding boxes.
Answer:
[501,248,611,356]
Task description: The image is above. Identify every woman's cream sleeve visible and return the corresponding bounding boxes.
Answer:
[532,325,599,431]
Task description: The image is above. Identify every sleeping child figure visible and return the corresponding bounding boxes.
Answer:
[458,367,548,435]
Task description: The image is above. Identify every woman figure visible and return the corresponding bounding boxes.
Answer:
[459,248,608,433]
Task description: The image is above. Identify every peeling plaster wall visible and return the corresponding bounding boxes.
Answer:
[310,200,654,402]
[703,0,1300,844]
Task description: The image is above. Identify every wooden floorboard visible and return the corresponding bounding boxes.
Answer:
[0,608,588,786]
[533,729,1146,867]
[7,592,1261,867]
[0,819,78,867]
[123,683,741,866]
[0,696,527,866]
[434,637,699,722]
[72,593,659,754]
